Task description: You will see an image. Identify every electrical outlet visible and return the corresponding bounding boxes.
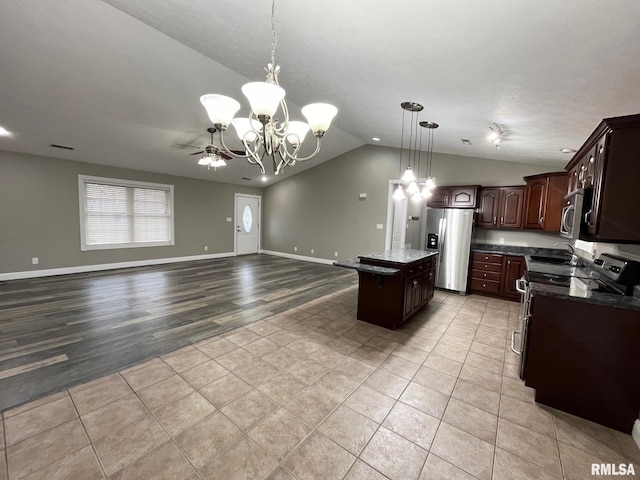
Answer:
[376,224,383,230]
[226,217,232,222]
[311,249,314,254]
[499,238,505,245]
[204,245,208,251]
[294,246,297,252]
[32,257,39,265]
[334,251,338,257]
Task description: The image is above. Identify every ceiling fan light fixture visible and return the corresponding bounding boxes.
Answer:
[198,156,212,166]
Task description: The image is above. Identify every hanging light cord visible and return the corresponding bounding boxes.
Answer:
[399,109,406,177]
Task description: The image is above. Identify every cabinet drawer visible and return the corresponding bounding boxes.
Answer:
[471,278,501,294]
[471,270,501,282]
[472,261,503,272]
[473,253,503,264]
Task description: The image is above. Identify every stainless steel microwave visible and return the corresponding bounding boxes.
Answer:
[560,188,592,239]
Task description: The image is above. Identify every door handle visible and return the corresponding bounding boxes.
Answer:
[510,331,522,355]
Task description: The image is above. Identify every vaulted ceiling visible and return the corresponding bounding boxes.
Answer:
[1,1,639,186]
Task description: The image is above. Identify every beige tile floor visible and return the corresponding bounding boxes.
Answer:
[1,287,639,480]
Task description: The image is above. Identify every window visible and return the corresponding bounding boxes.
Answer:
[78,175,174,250]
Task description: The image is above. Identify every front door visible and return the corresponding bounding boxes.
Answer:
[235,194,260,255]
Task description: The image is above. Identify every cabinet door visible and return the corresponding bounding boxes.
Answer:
[450,187,477,208]
[421,268,435,305]
[499,188,525,228]
[500,256,526,299]
[477,188,500,227]
[587,133,608,235]
[404,277,417,317]
[523,179,547,229]
[412,277,423,311]
[427,187,451,208]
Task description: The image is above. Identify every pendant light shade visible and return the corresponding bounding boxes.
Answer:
[301,103,338,134]
[401,166,416,183]
[241,82,286,117]
[392,185,406,200]
[286,120,311,145]
[406,181,419,195]
[426,177,436,190]
[231,118,262,142]
[421,185,432,198]
[200,94,241,128]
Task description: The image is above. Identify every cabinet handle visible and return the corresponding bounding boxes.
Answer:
[589,156,595,163]
[508,260,511,266]
[485,265,488,268]
[500,216,504,224]
[599,145,604,154]
[483,273,487,277]
[584,209,592,225]
[493,216,497,225]
[413,280,418,289]
[483,283,487,288]
[539,216,543,225]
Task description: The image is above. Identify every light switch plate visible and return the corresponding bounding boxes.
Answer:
[226,217,232,222]
[376,224,383,230]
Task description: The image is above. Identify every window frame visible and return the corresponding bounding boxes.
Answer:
[78,174,175,251]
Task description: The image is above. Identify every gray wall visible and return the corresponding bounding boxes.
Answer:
[0,150,261,273]
[262,144,554,260]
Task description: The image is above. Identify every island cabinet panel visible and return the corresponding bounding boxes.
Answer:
[525,294,640,433]
[358,252,438,329]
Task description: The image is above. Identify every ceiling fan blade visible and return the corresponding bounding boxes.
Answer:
[189,150,205,156]
[220,152,233,160]
[231,150,246,155]
[175,143,202,149]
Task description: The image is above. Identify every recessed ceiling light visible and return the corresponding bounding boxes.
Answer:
[372,137,380,142]
[461,139,472,145]
[261,176,268,182]
[560,148,577,154]
[0,126,12,136]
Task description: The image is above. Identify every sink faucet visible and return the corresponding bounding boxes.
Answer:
[555,242,579,266]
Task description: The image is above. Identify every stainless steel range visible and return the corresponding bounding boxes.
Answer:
[512,253,640,380]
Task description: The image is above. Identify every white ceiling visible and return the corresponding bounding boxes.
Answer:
[1,1,639,187]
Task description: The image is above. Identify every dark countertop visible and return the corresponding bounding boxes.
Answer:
[358,249,438,265]
[472,243,640,311]
[333,259,400,276]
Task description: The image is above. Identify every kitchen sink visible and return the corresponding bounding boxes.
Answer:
[529,255,573,265]
[527,271,573,286]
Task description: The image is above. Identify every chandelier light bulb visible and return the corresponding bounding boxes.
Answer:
[241,82,286,117]
[301,103,338,134]
[231,118,262,142]
[286,120,311,145]
[200,94,240,128]
[392,185,406,201]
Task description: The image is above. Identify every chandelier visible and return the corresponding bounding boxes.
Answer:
[199,0,338,176]
[393,102,439,201]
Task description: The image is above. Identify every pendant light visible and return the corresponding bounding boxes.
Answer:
[400,102,423,184]
[420,121,439,196]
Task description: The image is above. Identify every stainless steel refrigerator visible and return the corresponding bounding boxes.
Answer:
[424,208,474,293]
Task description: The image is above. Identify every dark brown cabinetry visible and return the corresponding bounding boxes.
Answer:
[427,186,479,208]
[470,252,525,300]
[523,172,569,231]
[565,113,640,242]
[477,187,525,229]
[524,294,640,433]
[358,253,438,329]
[500,255,526,300]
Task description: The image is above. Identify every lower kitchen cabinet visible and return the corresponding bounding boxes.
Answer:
[524,294,640,433]
[357,253,438,329]
[470,252,524,301]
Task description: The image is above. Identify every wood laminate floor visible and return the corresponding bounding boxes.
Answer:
[0,254,357,411]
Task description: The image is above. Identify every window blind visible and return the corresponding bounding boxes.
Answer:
[79,175,174,250]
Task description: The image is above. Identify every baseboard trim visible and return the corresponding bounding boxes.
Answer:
[260,249,335,266]
[633,419,640,449]
[0,252,236,281]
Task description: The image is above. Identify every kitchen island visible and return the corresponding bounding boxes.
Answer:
[335,249,438,330]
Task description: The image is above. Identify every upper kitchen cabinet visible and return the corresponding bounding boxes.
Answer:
[523,172,569,231]
[477,186,525,229]
[565,113,640,242]
[427,186,479,208]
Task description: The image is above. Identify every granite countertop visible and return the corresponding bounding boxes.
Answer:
[358,249,438,265]
[472,243,640,311]
[333,259,400,276]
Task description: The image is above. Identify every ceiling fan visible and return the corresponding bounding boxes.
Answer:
[177,127,245,170]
